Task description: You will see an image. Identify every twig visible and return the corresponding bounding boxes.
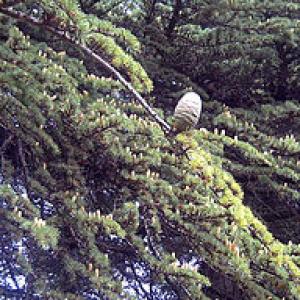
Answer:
[0,134,13,155]
[0,7,171,133]
[8,267,20,290]
[130,261,152,300]
[17,138,29,186]
[0,134,13,173]
[96,0,124,17]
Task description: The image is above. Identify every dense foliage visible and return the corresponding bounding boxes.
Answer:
[0,1,299,299]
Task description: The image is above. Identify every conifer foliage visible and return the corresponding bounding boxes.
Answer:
[0,1,300,299]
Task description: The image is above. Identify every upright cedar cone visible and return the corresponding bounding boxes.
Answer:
[173,92,202,132]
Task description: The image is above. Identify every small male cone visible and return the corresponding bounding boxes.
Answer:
[173,92,202,132]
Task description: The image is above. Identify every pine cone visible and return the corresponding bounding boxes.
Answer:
[173,92,202,132]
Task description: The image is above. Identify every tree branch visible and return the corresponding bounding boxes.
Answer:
[166,0,182,38]
[0,7,171,133]
[0,0,23,8]
[17,138,29,186]
[130,261,152,300]
[97,0,124,17]
[0,133,12,174]
[141,205,193,300]
[0,134,13,156]
[145,0,157,24]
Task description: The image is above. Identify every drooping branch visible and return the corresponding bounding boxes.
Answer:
[0,6,171,133]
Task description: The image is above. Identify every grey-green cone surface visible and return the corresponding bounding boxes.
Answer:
[173,92,202,132]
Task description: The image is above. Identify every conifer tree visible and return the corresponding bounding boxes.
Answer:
[114,0,300,106]
[0,1,299,299]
